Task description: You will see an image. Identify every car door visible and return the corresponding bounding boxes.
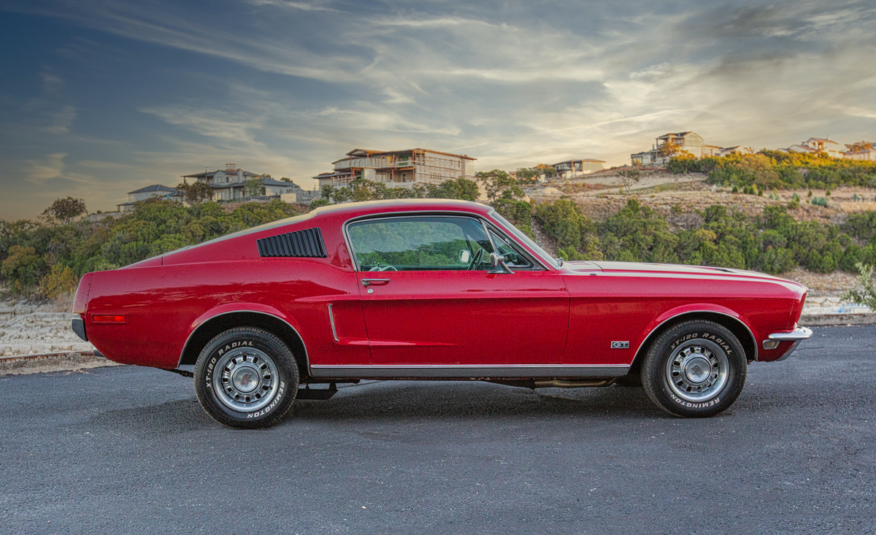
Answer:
[346,214,570,368]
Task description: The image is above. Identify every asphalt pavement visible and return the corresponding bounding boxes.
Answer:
[1,326,874,534]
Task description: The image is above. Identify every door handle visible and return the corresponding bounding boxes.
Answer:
[362,278,390,287]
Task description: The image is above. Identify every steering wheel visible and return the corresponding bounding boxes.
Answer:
[467,248,485,271]
[369,264,398,271]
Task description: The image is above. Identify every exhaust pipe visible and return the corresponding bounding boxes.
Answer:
[488,378,617,389]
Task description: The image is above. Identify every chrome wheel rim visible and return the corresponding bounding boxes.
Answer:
[213,347,279,412]
[665,339,729,402]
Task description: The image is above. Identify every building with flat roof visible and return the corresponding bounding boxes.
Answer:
[631,132,750,165]
[314,148,476,189]
[550,159,605,179]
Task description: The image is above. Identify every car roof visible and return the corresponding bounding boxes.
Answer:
[310,199,493,222]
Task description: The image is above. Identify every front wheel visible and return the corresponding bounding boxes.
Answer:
[641,320,746,417]
[194,327,299,429]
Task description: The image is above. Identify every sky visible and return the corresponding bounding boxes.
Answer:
[0,0,875,220]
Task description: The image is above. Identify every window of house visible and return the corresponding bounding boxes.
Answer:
[347,216,494,271]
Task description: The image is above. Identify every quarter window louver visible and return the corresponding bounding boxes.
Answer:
[257,227,327,258]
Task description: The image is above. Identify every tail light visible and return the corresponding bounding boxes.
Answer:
[92,314,127,324]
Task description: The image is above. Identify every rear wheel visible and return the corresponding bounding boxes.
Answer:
[194,327,299,429]
[641,320,746,417]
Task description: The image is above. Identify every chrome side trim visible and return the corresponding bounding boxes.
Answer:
[177,310,309,371]
[632,310,759,364]
[768,326,813,341]
[327,304,339,342]
[310,364,630,379]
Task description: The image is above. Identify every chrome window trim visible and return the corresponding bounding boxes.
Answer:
[177,310,309,371]
[487,209,558,269]
[482,221,543,271]
[342,211,547,272]
[631,310,759,363]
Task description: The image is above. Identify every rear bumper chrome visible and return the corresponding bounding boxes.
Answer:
[71,318,87,342]
[766,326,812,361]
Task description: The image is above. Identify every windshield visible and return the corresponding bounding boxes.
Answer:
[488,210,559,269]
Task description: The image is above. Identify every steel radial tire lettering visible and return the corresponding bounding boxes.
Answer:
[641,319,747,418]
[194,327,299,429]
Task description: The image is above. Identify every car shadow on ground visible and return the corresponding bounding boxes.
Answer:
[288,381,666,423]
[87,397,215,436]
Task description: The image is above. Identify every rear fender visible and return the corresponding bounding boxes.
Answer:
[179,303,307,370]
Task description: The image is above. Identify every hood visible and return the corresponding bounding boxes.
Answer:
[587,261,805,290]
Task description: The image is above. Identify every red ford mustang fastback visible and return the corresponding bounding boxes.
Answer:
[72,199,811,428]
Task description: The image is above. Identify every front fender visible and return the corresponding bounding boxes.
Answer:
[633,303,757,363]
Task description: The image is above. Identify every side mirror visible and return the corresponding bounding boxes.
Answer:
[556,257,564,266]
[489,253,514,274]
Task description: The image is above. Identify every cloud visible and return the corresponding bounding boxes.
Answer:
[40,72,65,93]
[2,0,876,218]
[245,0,344,13]
[44,105,77,135]
[25,153,67,184]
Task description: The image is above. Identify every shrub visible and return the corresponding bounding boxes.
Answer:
[39,264,79,298]
[1,245,47,294]
[842,263,876,310]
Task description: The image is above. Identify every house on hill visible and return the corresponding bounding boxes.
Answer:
[551,159,605,178]
[117,184,180,212]
[631,132,750,165]
[182,164,272,201]
[314,148,476,189]
[781,137,844,158]
[843,142,876,161]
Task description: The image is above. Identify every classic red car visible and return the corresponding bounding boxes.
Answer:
[72,199,811,428]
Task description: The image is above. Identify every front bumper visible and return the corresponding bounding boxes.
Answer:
[765,326,812,361]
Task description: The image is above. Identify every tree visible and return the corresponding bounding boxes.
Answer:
[41,197,86,224]
[244,179,266,197]
[844,141,872,154]
[515,167,542,183]
[842,263,876,310]
[39,263,78,298]
[534,164,557,179]
[309,198,330,210]
[176,181,213,205]
[425,178,480,201]
[476,169,520,202]
[617,169,641,193]
[657,140,687,159]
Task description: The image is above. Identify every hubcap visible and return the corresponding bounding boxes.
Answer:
[665,339,729,403]
[213,347,280,412]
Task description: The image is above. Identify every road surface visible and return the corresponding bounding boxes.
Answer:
[1,326,874,534]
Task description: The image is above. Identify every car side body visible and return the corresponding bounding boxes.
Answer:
[72,199,811,426]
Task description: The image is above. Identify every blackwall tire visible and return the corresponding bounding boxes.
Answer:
[641,320,746,418]
[194,327,299,429]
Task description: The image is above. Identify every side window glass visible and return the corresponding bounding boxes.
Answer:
[348,216,494,271]
[488,228,533,268]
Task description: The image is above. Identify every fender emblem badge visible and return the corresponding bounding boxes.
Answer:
[611,341,629,349]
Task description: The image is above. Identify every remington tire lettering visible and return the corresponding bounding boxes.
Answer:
[194,328,299,429]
